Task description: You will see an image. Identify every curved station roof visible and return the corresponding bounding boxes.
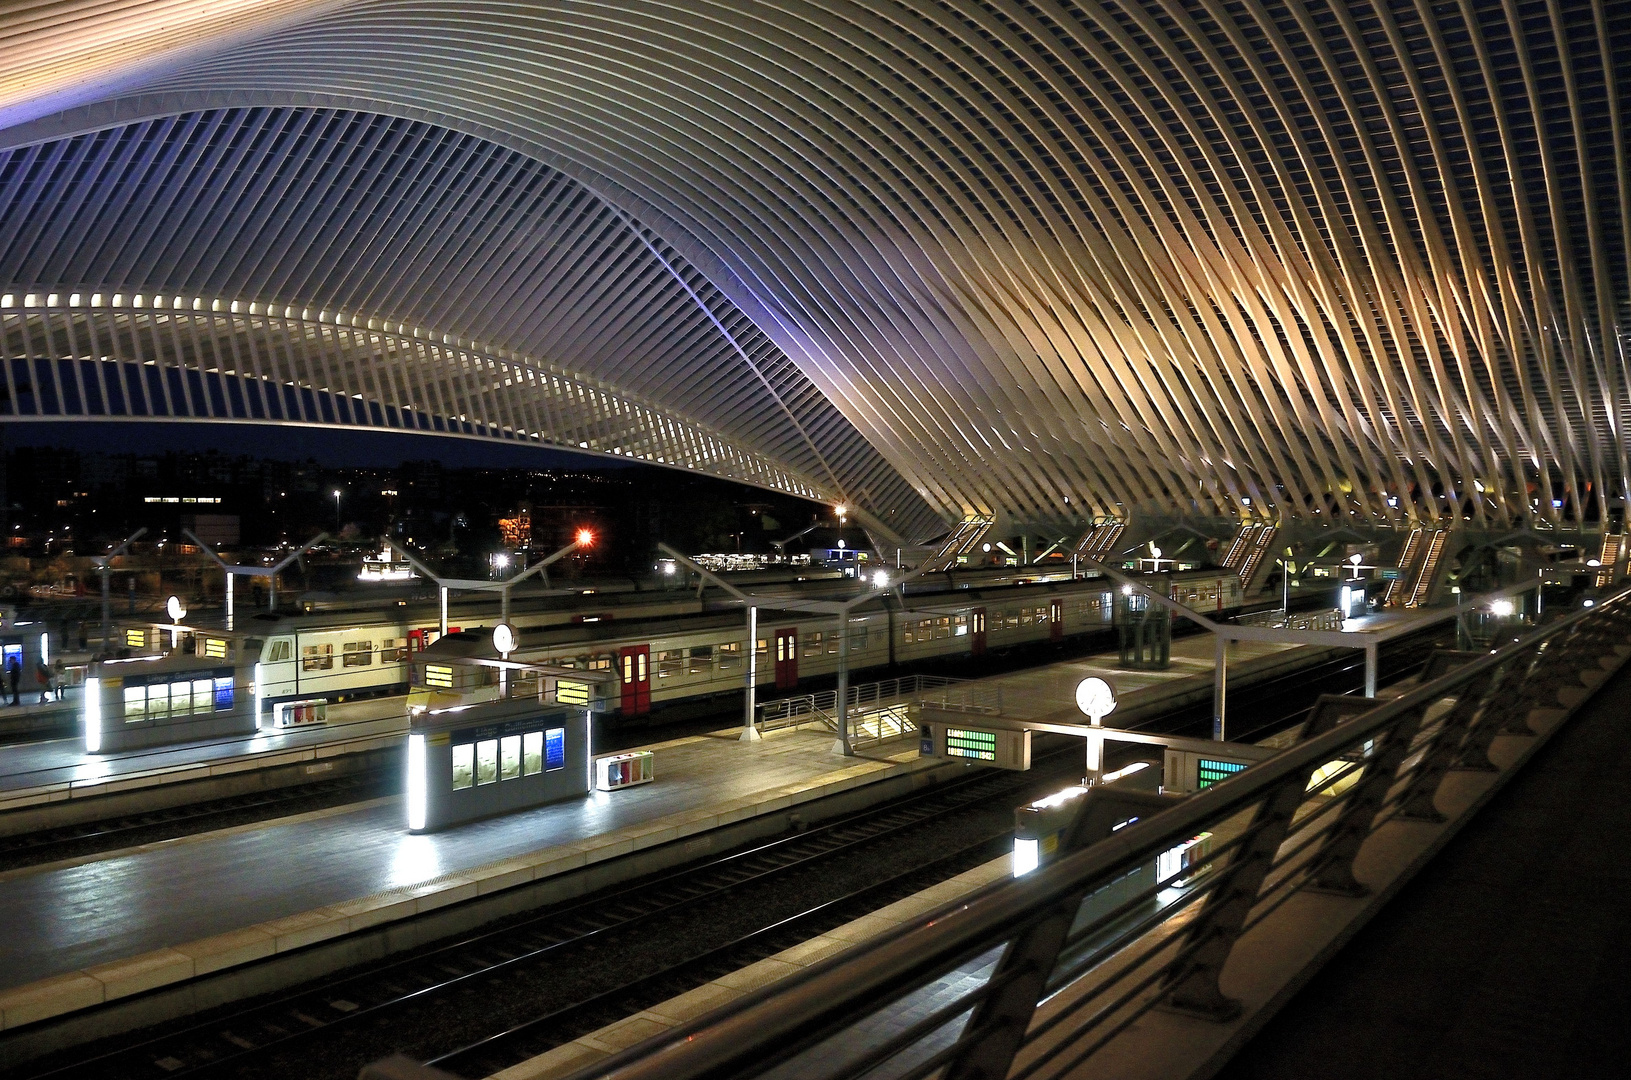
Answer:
[1,1,1627,539]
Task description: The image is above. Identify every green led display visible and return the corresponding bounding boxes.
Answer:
[946,728,998,762]
[1197,758,1248,789]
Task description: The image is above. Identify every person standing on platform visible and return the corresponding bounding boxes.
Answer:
[5,656,19,705]
[35,659,52,705]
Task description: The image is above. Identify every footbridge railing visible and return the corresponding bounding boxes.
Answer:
[757,674,966,734]
[562,588,1631,1080]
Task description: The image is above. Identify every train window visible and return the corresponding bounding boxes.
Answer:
[203,638,228,659]
[475,740,499,785]
[718,641,742,670]
[342,641,373,667]
[756,637,768,657]
[1005,611,1019,629]
[523,731,543,775]
[588,656,612,672]
[124,685,146,721]
[500,735,522,781]
[955,615,968,636]
[268,639,292,662]
[381,638,407,663]
[803,632,824,658]
[658,650,683,678]
[546,727,566,770]
[451,744,474,790]
[1035,607,1048,623]
[425,665,454,689]
[935,617,951,639]
[689,646,713,674]
[302,644,334,671]
[848,627,867,650]
[637,652,648,681]
[622,654,634,683]
[827,633,839,655]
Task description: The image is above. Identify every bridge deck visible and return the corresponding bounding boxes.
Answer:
[1215,658,1631,1079]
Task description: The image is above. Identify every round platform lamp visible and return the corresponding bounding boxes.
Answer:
[1076,676,1117,782]
[493,622,516,699]
[166,594,186,650]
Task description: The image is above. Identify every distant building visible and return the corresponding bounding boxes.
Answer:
[498,508,532,549]
[181,513,240,546]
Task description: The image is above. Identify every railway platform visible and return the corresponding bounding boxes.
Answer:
[0,696,408,833]
[0,628,1360,1054]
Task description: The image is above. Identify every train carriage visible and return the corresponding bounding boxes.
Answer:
[407,568,1245,721]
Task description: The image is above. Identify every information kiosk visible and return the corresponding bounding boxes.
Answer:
[407,696,592,832]
[84,653,257,753]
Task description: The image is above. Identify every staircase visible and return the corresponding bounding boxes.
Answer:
[1073,519,1126,564]
[1382,527,1426,607]
[1237,525,1279,593]
[1596,532,1623,589]
[1220,524,1257,571]
[1405,529,1449,607]
[920,515,995,572]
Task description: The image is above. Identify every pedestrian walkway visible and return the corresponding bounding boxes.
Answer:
[1213,658,1631,1080]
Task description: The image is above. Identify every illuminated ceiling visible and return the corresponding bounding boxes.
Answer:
[2,0,1627,536]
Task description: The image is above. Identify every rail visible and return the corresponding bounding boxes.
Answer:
[563,588,1631,1080]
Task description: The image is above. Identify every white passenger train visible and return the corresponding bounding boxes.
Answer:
[133,567,1243,724]
[408,570,1245,719]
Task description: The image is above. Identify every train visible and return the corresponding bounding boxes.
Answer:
[406,569,1246,719]
[133,567,1243,724]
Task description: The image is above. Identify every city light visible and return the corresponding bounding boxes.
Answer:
[1490,599,1515,618]
[872,570,890,588]
[575,528,594,546]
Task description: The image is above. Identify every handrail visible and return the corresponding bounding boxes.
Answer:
[564,588,1629,1080]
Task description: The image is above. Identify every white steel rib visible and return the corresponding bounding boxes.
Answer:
[0,0,1626,537]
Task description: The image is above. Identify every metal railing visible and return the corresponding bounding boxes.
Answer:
[915,682,1004,716]
[757,674,966,733]
[1236,606,1345,631]
[564,589,1631,1080]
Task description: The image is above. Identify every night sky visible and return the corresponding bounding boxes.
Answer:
[3,420,624,470]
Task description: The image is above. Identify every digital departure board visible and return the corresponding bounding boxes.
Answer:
[1197,758,1249,788]
[946,728,998,761]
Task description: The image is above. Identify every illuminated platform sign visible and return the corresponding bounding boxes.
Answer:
[1163,749,1256,794]
[925,723,1031,770]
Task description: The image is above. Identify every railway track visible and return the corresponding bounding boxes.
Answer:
[13,745,1091,1080]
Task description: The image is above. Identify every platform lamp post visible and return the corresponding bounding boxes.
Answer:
[1075,676,1117,784]
[383,533,591,637]
[185,532,330,628]
[94,527,146,654]
[658,543,763,742]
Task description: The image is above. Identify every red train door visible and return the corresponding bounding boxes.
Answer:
[774,628,799,689]
[407,629,426,654]
[971,608,987,657]
[619,645,650,715]
[1050,599,1064,642]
